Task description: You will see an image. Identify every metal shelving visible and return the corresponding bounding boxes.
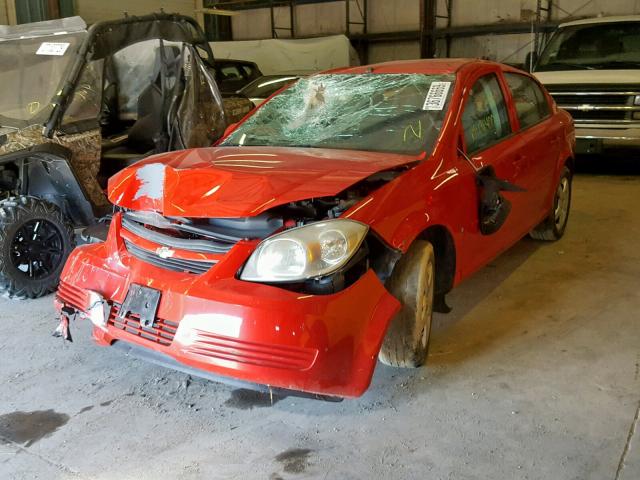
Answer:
[215,0,558,61]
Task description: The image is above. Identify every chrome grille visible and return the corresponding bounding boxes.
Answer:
[552,94,630,106]
[549,87,640,124]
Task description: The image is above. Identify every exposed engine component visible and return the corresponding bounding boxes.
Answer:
[272,165,414,223]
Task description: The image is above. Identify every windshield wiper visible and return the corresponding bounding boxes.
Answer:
[590,61,640,69]
[537,62,595,71]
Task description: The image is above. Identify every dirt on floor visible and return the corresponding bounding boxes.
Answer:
[1,160,639,480]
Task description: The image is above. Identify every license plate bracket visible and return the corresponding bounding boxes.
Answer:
[118,284,161,328]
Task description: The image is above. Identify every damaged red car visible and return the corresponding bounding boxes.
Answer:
[55,59,574,398]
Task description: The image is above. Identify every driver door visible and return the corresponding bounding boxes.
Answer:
[457,72,531,277]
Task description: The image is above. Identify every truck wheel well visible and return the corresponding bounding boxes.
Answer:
[420,225,456,296]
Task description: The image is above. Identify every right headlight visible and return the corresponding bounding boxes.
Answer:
[239,219,368,283]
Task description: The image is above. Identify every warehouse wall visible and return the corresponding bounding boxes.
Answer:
[231,0,640,64]
[0,0,8,25]
[74,0,196,25]
[0,0,196,26]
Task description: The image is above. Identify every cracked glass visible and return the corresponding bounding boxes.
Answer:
[222,73,455,155]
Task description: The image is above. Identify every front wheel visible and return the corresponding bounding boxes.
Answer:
[0,196,74,299]
[379,239,435,368]
[530,166,572,241]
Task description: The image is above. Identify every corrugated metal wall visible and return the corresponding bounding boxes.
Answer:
[74,0,195,25]
[0,0,195,26]
[231,0,640,63]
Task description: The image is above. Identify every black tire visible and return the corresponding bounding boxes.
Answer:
[379,239,435,368]
[0,196,74,299]
[530,166,572,241]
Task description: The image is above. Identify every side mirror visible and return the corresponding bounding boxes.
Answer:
[223,122,238,138]
[477,167,526,235]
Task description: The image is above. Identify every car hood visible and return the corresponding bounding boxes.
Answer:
[108,146,420,217]
[534,69,640,86]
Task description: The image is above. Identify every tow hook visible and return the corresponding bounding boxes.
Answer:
[53,306,76,342]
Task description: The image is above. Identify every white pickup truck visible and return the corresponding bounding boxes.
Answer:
[533,16,640,154]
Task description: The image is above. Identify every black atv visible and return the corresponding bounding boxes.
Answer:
[0,13,253,298]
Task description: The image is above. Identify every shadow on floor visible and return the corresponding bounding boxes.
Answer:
[575,152,640,176]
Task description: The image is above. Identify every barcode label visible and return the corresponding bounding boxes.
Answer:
[423,81,451,110]
[36,42,70,56]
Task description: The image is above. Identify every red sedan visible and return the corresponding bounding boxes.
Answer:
[55,59,574,398]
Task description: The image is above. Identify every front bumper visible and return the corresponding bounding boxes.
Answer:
[575,125,640,153]
[56,214,400,398]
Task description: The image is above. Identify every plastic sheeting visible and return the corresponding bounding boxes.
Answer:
[0,16,86,42]
[0,32,85,127]
[112,39,181,119]
[210,35,359,75]
[222,74,455,155]
[173,46,226,149]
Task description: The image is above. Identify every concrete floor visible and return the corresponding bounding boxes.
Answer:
[1,163,639,480]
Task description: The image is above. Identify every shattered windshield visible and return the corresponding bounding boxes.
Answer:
[0,32,85,129]
[222,74,455,155]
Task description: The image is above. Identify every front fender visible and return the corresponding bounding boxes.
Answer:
[0,144,94,226]
[343,159,460,255]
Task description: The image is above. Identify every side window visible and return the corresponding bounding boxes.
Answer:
[241,65,254,78]
[462,74,512,153]
[504,73,550,129]
[62,59,103,128]
[219,65,242,80]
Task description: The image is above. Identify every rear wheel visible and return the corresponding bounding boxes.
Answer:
[379,240,435,368]
[530,166,572,241]
[0,196,74,299]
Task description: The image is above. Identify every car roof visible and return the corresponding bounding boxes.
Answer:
[559,15,640,27]
[322,58,516,75]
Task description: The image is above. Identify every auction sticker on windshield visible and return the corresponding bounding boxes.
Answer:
[36,42,70,56]
[423,81,451,110]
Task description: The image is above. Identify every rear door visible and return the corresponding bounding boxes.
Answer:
[503,72,560,222]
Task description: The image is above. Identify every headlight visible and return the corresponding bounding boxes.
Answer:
[240,219,368,282]
[634,95,640,106]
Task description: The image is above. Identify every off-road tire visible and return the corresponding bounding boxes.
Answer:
[530,166,572,241]
[0,196,74,299]
[379,240,435,368]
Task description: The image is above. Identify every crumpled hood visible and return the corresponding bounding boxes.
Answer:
[108,146,420,217]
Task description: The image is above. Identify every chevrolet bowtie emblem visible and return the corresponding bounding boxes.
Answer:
[577,104,595,111]
[156,246,175,259]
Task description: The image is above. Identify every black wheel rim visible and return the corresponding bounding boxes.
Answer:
[10,219,65,280]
